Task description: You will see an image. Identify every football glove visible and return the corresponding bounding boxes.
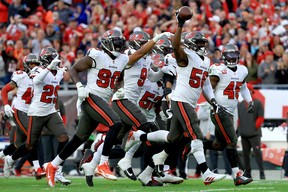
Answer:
[76,99,83,117]
[211,98,227,116]
[247,101,255,113]
[4,105,14,117]
[76,82,89,101]
[47,56,61,70]
[152,32,173,42]
[161,65,176,76]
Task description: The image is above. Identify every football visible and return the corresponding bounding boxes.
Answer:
[178,6,193,21]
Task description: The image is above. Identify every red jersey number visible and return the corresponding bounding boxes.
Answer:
[96,69,121,89]
[137,68,148,87]
[139,92,162,110]
[40,85,60,103]
[223,81,242,99]
[21,87,33,104]
[189,68,208,88]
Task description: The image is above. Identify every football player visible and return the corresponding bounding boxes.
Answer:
[45,29,172,187]
[4,48,71,186]
[110,31,173,184]
[1,53,46,179]
[209,43,254,186]
[128,11,227,185]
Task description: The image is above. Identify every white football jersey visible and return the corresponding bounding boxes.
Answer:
[123,56,150,102]
[28,67,64,116]
[162,53,177,102]
[172,48,210,108]
[86,48,128,103]
[209,63,248,114]
[137,80,163,122]
[10,71,33,113]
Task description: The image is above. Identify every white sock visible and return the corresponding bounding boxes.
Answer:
[0,151,4,159]
[193,150,206,164]
[58,165,63,173]
[90,143,103,168]
[32,160,40,170]
[51,155,63,167]
[158,150,169,162]
[124,142,141,161]
[138,166,154,184]
[232,167,240,178]
[147,130,168,143]
[99,155,109,165]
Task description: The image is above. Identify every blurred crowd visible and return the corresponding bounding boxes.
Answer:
[0,0,288,86]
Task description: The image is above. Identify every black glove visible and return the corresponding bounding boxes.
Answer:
[247,101,255,113]
[175,9,186,27]
[211,98,227,116]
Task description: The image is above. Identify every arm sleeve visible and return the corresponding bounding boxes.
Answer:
[1,83,14,105]
[147,69,164,82]
[240,83,252,103]
[202,78,215,101]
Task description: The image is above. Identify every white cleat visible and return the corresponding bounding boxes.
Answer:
[124,130,145,151]
[81,162,96,176]
[81,162,96,187]
[153,170,184,184]
[55,171,71,186]
[3,155,14,178]
[117,158,136,180]
[203,170,226,185]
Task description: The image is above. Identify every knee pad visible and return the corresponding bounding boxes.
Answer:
[190,139,204,154]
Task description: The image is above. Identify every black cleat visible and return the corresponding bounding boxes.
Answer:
[234,171,253,186]
[85,175,94,187]
[122,167,137,181]
[79,149,93,171]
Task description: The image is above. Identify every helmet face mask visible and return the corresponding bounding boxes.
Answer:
[23,53,41,73]
[222,44,239,68]
[39,47,59,68]
[101,30,126,57]
[129,31,150,50]
[153,37,173,55]
[184,31,208,56]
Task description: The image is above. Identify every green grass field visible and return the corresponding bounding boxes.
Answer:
[0,177,288,192]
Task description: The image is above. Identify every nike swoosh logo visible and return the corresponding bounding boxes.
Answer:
[126,171,133,177]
